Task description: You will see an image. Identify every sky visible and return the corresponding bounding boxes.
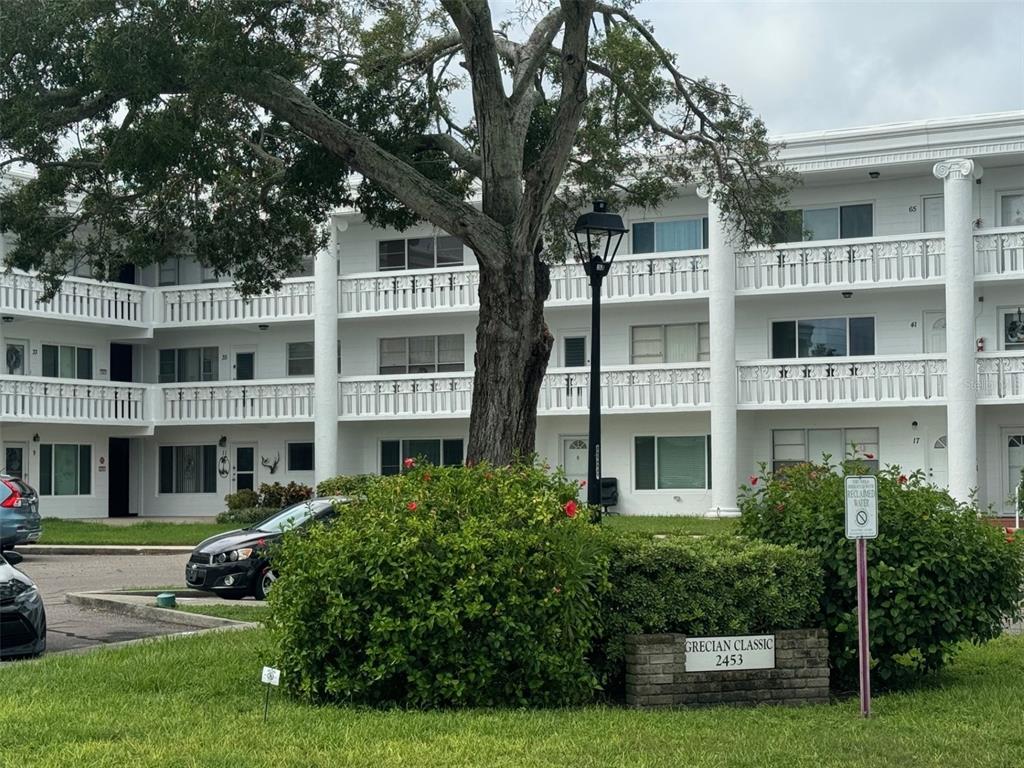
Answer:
[493,0,1024,135]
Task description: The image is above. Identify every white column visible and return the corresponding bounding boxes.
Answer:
[313,218,342,487]
[933,158,982,504]
[701,189,739,516]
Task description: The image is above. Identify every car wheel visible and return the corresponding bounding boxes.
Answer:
[255,568,276,601]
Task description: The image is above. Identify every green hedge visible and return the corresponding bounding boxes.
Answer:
[740,462,1024,690]
[215,507,279,526]
[315,474,380,498]
[268,461,609,708]
[595,533,822,695]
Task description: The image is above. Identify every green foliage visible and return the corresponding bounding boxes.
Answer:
[739,462,1024,690]
[595,533,822,695]
[257,481,313,510]
[267,460,609,708]
[224,489,260,512]
[215,507,279,526]
[315,474,380,498]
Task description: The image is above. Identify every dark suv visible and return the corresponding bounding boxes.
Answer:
[0,476,41,551]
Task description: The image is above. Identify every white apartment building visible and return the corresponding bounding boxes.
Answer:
[0,111,1021,519]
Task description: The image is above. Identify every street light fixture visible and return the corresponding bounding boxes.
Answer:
[572,200,628,517]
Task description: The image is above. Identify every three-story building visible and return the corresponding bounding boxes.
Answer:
[1,111,1022,518]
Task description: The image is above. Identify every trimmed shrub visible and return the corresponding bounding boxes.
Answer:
[224,489,259,512]
[258,482,313,510]
[595,533,822,695]
[740,461,1024,690]
[268,460,609,708]
[215,507,279,526]
[315,474,380,498]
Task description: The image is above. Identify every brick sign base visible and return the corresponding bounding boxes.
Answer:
[625,629,829,708]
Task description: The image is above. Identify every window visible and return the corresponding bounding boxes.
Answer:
[287,442,314,472]
[772,427,879,472]
[635,435,711,490]
[1008,434,1024,499]
[563,336,587,367]
[771,204,873,242]
[377,235,464,270]
[631,323,710,364]
[379,335,464,374]
[632,217,708,253]
[1000,192,1024,227]
[287,342,315,376]
[159,445,217,493]
[41,345,93,379]
[200,263,219,283]
[39,444,91,496]
[923,195,944,232]
[771,317,875,358]
[158,259,179,286]
[380,438,464,475]
[158,348,219,383]
[1002,307,1024,351]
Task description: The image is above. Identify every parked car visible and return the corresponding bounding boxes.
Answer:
[0,476,41,551]
[0,550,46,658]
[186,497,347,600]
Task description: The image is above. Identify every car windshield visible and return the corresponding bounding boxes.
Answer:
[251,500,334,533]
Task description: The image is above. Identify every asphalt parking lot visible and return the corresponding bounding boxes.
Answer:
[6,552,203,659]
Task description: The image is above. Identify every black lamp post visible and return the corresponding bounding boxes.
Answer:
[572,200,628,516]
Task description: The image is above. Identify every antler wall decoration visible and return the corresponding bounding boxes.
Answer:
[261,452,280,475]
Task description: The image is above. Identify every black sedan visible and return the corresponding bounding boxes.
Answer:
[186,497,345,600]
[0,550,46,658]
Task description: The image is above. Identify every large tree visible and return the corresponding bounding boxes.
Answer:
[0,0,792,464]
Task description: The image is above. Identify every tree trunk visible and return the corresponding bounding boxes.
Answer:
[467,245,552,465]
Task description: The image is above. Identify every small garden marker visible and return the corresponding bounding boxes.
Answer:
[845,475,878,718]
[261,666,281,721]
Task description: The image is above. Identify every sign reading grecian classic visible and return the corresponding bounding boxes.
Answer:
[684,634,776,672]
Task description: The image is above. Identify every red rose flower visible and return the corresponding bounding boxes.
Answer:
[579,479,587,487]
[406,501,418,511]
[864,452,875,460]
[898,474,908,485]
[403,457,415,469]
[748,475,759,486]
[564,500,577,518]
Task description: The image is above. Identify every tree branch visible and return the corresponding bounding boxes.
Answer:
[418,133,482,177]
[508,7,564,106]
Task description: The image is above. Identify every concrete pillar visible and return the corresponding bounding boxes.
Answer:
[313,218,342,487]
[701,189,739,516]
[933,158,982,504]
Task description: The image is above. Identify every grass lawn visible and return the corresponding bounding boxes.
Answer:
[1,631,1022,767]
[35,516,733,546]
[603,514,739,536]
[170,603,271,623]
[37,518,237,546]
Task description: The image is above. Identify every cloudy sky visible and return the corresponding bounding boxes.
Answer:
[496,0,1024,135]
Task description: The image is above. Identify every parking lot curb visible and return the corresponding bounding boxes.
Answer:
[67,591,260,630]
[51,623,257,658]
[19,545,194,556]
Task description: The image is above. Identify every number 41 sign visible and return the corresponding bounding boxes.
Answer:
[844,475,877,719]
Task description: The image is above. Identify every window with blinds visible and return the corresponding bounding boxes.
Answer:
[39,444,92,496]
[563,336,587,367]
[771,427,879,472]
[41,345,93,379]
[159,445,218,494]
[630,323,710,364]
[379,335,465,374]
[377,235,465,270]
[380,439,464,475]
[635,435,711,490]
[159,347,219,383]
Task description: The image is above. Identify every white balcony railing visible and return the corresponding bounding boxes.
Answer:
[737,355,947,407]
[0,271,147,325]
[157,279,315,325]
[339,267,480,315]
[338,364,712,420]
[977,353,1024,401]
[974,226,1024,277]
[0,376,148,423]
[547,253,709,305]
[736,234,945,292]
[159,379,315,423]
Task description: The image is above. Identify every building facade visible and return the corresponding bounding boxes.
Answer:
[0,111,1022,519]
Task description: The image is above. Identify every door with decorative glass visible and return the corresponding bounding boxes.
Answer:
[232,444,257,493]
[561,437,588,495]
[928,435,948,489]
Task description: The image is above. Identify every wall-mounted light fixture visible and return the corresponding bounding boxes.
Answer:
[1,316,14,324]
[257,324,270,331]
[868,171,880,179]
[841,291,853,299]
[32,433,40,442]
[218,436,228,448]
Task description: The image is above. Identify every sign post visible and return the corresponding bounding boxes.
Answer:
[844,475,877,719]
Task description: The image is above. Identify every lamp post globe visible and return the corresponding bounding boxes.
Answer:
[571,200,627,518]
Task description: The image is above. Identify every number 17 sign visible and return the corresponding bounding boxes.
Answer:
[845,474,878,719]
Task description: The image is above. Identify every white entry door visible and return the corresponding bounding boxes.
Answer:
[923,311,946,353]
[928,435,948,489]
[3,443,28,482]
[232,444,258,493]
[561,437,588,493]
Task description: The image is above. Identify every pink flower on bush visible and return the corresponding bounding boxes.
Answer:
[898,474,908,485]
[864,452,875,460]
[403,457,415,469]
[423,473,431,482]
[406,501,418,511]
[579,479,587,487]
[748,475,759,486]
[564,500,577,518]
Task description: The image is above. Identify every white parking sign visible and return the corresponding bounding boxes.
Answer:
[845,476,878,539]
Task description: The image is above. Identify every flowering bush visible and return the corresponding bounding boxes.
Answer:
[257,481,313,509]
[739,461,1024,690]
[268,460,608,708]
[315,473,380,498]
